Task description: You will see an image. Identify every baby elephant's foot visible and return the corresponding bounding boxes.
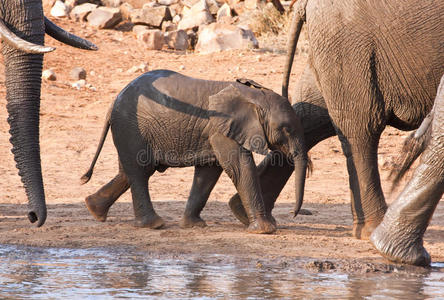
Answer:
[247,216,276,234]
[179,215,207,228]
[134,213,165,229]
[85,194,113,222]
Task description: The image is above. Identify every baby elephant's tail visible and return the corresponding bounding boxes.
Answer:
[80,102,113,184]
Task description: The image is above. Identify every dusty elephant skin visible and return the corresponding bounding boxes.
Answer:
[0,0,97,227]
[82,70,309,234]
[371,75,444,266]
[231,0,444,240]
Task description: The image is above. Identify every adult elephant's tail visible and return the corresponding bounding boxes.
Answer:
[80,101,114,184]
[282,0,308,98]
[389,112,434,190]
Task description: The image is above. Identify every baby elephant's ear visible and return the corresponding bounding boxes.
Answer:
[209,85,269,155]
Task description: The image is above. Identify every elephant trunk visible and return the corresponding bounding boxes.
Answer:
[290,132,310,217]
[2,0,47,226]
[282,0,307,98]
[292,154,308,217]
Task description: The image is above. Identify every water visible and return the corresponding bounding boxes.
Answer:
[0,244,443,299]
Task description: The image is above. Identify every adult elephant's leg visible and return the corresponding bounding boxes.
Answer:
[371,77,444,266]
[180,165,223,228]
[85,162,130,222]
[210,133,276,234]
[371,160,444,266]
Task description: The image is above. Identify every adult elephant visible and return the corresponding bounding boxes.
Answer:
[1,0,97,226]
[230,0,444,240]
[370,75,444,266]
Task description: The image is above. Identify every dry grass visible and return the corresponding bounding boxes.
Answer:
[249,4,292,37]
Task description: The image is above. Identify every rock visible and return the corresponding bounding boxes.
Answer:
[42,69,56,81]
[157,0,177,5]
[124,0,149,8]
[119,2,134,20]
[69,3,98,21]
[72,79,87,90]
[225,0,241,9]
[133,24,150,36]
[195,23,259,54]
[182,0,200,8]
[127,63,149,73]
[165,30,188,50]
[50,0,69,18]
[87,7,122,29]
[244,0,260,10]
[216,3,231,21]
[206,0,222,15]
[137,29,164,50]
[217,15,233,24]
[172,15,181,24]
[102,0,122,7]
[130,6,172,28]
[162,21,177,32]
[178,0,214,31]
[70,67,87,80]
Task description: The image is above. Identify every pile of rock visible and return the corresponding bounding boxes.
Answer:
[45,0,281,53]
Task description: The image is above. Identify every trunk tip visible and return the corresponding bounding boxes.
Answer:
[80,170,92,185]
[28,211,46,227]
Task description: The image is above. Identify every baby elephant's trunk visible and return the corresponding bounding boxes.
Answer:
[292,154,310,217]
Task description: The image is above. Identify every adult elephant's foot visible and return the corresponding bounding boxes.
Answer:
[228,195,249,225]
[247,216,276,234]
[370,222,431,266]
[353,221,380,240]
[179,215,207,228]
[134,213,165,229]
[353,208,386,240]
[229,195,277,226]
[85,194,114,222]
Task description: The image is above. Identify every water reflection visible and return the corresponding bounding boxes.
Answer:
[0,244,443,299]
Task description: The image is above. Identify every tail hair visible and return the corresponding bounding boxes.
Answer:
[389,120,432,191]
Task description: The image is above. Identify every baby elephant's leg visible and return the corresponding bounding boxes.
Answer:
[180,165,223,228]
[85,169,130,222]
[210,133,276,234]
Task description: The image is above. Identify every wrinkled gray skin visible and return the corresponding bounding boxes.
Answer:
[370,75,444,266]
[0,0,97,226]
[82,70,309,233]
[230,0,444,240]
[229,65,335,223]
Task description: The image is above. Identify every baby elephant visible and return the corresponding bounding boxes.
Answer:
[82,70,308,234]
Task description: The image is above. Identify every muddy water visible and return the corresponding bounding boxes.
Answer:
[0,245,443,299]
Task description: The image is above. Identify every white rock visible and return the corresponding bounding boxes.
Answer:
[72,79,86,89]
[178,0,214,31]
[50,0,69,18]
[165,30,188,50]
[127,63,149,73]
[70,3,98,21]
[137,29,164,50]
[216,3,231,21]
[42,69,57,81]
[195,23,259,54]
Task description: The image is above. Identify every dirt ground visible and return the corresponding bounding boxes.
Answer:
[0,16,443,270]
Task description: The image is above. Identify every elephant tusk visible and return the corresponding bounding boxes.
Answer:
[44,17,98,51]
[0,19,55,54]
